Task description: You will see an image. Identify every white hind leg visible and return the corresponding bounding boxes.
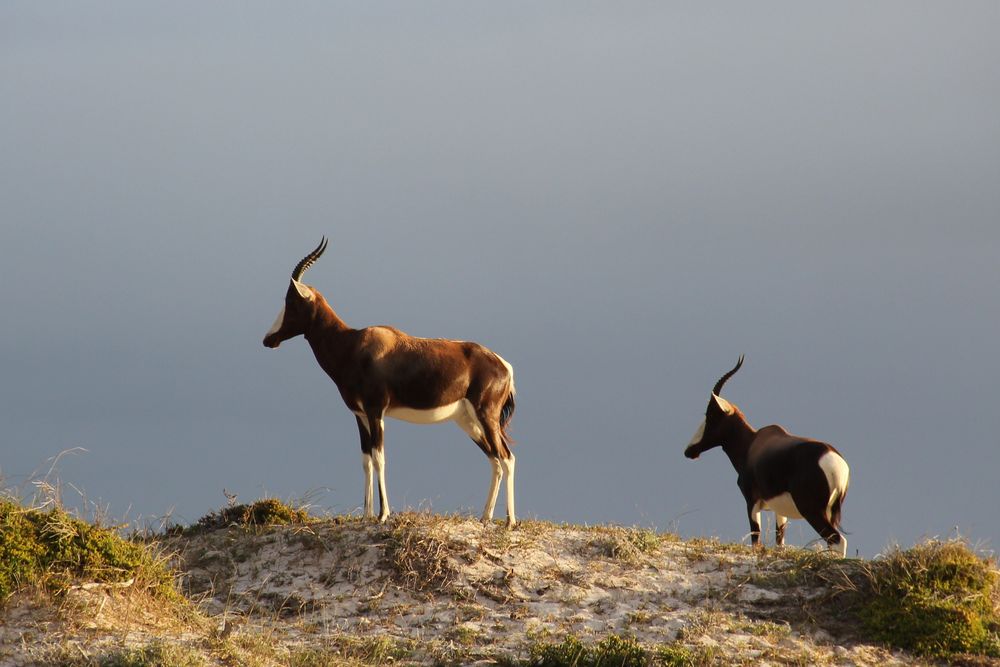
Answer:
[362,453,374,518]
[482,457,502,523]
[501,454,516,528]
[372,445,390,523]
[835,534,848,558]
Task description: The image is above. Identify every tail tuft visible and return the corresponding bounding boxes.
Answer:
[494,353,517,455]
[499,392,516,447]
[830,482,848,530]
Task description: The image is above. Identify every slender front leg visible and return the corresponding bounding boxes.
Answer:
[482,457,502,524]
[368,414,390,523]
[362,454,374,518]
[748,501,762,549]
[775,514,788,546]
[500,454,516,529]
[356,416,374,519]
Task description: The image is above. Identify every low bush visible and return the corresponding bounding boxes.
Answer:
[0,498,175,604]
[858,540,1000,658]
[529,633,692,667]
[185,498,311,534]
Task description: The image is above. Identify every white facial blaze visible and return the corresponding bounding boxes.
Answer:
[688,419,706,447]
[265,306,285,337]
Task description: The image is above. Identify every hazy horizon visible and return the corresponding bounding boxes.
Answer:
[3,3,998,556]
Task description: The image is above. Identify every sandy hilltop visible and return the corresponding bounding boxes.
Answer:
[1,507,997,666]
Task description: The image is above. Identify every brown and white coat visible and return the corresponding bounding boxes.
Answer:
[263,238,518,527]
[685,356,850,556]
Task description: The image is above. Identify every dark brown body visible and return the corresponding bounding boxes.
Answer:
[264,239,517,526]
[685,357,850,556]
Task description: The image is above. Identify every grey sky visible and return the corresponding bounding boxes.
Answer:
[2,3,998,556]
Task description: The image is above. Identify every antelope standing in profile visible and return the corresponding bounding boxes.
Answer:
[684,356,850,556]
[263,238,518,527]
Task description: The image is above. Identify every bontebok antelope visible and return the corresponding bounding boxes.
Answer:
[684,356,850,556]
[263,238,518,527]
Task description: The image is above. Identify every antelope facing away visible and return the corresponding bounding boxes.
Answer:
[263,238,518,527]
[684,356,850,556]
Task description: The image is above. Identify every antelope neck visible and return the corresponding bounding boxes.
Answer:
[720,414,756,471]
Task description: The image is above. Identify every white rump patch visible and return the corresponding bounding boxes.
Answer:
[266,306,285,336]
[818,451,850,520]
[494,353,516,396]
[760,492,804,520]
[687,419,706,447]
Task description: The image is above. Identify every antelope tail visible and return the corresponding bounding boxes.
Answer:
[499,378,516,454]
[829,480,849,529]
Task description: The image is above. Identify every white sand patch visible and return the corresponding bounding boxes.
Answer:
[1,515,920,666]
[159,516,913,665]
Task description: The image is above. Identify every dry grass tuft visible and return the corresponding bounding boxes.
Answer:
[39,640,211,667]
[591,526,664,563]
[381,513,469,595]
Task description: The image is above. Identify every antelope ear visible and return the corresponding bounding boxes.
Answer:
[712,393,735,415]
[292,279,315,300]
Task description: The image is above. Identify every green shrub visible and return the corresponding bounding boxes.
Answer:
[530,634,588,667]
[0,499,175,604]
[859,540,1000,658]
[186,498,311,534]
[653,644,696,667]
[529,634,655,667]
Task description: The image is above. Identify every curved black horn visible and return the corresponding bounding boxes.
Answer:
[291,237,328,281]
[713,354,744,396]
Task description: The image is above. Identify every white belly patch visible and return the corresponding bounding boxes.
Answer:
[365,399,487,443]
[760,492,803,519]
[386,401,464,424]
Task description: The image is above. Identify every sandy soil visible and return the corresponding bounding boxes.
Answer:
[1,513,928,666]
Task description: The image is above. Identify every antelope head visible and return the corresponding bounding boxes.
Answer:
[684,355,744,460]
[263,237,328,349]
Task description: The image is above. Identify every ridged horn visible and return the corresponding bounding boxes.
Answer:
[713,354,744,396]
[291,237,328,282]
